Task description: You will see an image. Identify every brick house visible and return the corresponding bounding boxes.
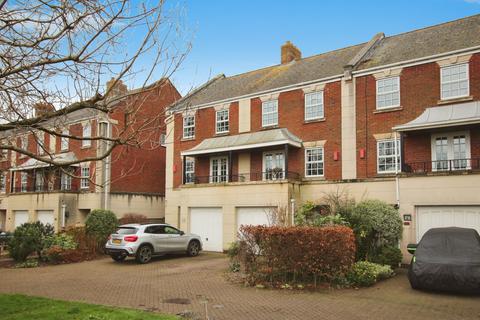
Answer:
[0,78,180,232]
[164,14,480,258]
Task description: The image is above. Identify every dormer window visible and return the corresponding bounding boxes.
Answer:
[440,63,469,100]
[215,109,229,134]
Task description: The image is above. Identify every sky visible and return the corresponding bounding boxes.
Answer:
[162,0,480,95]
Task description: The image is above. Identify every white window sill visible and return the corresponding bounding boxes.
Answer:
[181,137,195,142]
[373,106,403,114]
[304,117,325,124]
[437,95,473,105]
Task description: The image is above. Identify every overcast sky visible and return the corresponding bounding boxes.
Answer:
[161,0,480,95]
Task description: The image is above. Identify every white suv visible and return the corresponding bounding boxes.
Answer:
[105,224,202,263]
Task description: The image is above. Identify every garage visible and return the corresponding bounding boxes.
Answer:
[417,206,480,241]
[14,210,29,228]
[236,207,273,236]
[37,210,55,226]
[189,207,223,252]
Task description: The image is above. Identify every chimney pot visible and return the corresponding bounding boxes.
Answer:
[281,41,301,64]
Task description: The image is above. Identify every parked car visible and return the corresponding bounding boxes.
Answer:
[407,227,480,294]
[105,224,202,264]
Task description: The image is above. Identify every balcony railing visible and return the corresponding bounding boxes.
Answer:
[11,184,79,193]
[404,158,480,174]
[185,171,301,185]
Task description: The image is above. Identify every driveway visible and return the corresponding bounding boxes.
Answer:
[0,253,479,320]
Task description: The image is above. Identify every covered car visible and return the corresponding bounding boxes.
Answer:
[408,227,480,294]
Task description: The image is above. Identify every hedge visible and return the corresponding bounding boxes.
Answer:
[237,225,356,286]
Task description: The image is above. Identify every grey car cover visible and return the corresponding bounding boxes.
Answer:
[408,227,480,294]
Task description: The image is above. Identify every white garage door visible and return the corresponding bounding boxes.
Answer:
[236,207,273,236]
[190,207,223,252]
[417,206,480,241]
[14,210,29,228]
[37,210,55,226]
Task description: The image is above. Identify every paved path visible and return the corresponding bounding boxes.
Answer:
[1,253,479,320]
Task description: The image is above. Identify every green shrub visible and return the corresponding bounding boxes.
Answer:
[42,233,77,263]
[7,222,54,262]
[347,261,394,287]
[348,200,403,260]
[15,259,39,268]
[295,201,348,227]
[85,209,118,247]
[370,246,403,269]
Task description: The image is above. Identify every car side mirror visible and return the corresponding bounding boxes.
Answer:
[407,243,417,255]
[180,231,185,236]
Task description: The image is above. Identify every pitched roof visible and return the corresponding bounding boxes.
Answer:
[357,14,480,70]
[174,14,480,111]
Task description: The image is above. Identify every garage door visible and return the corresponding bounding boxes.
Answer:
[37,210,55,226]
[190,207,223,252]
[417,206,480,241]
[14,210,29,228]
[236,207,273,236]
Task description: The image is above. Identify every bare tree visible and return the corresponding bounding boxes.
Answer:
[0,0,189,169]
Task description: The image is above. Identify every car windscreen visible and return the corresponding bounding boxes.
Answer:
[115,227,138,235]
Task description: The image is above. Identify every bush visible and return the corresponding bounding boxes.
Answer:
[85,209,118,248]
[348,200,403,260]
[295,201,348,227]
[7,222,54,262]
[347,261,394,287]
[42,233,77,263]
[237,225,356,286]
[370,246,403,269]
[118,213,148,225]
[15,259,39,268]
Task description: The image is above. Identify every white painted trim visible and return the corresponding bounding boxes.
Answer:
[352,46,480,77]
[262,100,279,128]
[209,155,229,183]
[304,147,325,178]
[182,114,195,139]
[215,109,230,134]
[394,118,480,132]
[440,63,470,101]
[181,139,302,156]
[304,91,324,121]
[376,138,401,174]
[376,76,401,110]
[262,150,285,181]
[431,130,471,171]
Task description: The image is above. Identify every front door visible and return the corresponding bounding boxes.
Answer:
[263,151,285,180]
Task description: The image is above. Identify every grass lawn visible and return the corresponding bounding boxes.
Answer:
[0,294,178,320]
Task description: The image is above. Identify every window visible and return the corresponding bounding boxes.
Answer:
[37,132,45,155]
[35,171,44,192]
[184,157,195,184]
[432,132,471,171]
[441,64,469,100]
[305,147,324,177]
[262,100,278,127]
[210,156,228,183]
[0,148,7,160]
[0,173,6,193]
[183,115,195,139]
[82,122,91,147]
[61,129,69,151]
[163,226,181,235]
[61,171,72,191]
[263,151,285,180]
[21,172,28,192]
[376,77,400,109]
[377,139,401,173]
[304,92,324,120]
[80,165,90,189]
[216,109,229,134]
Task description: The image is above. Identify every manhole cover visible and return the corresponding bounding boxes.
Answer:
[163,298,191,305]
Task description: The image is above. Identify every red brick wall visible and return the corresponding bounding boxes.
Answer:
[173,81,343,187]
[356,53,480,178]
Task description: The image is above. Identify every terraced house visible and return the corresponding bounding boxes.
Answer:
[0,79,180,232]
[164,14,480,259]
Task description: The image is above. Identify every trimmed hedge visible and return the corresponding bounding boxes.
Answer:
[238,225,356,286]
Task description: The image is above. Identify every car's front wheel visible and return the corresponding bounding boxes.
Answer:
[110,254,126,262]
[187,240,200,257]
[136,245,153,264]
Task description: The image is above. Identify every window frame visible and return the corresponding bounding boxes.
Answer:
[37,131,45,155]
[431,131,471,171]
[183,115,195,139]
[82,122,92,148]
[215,109,230,134]
[376,138,401,174]
[376,76,400,110]
[304,147,325,177]
[262,150,285,180]
[261,100,278,128]
[20,172,28,192]
[61,171,72,191]
[209,155,228,183]
[184,157,195,184]
[440,63,469,100]
[35,171,44,192]
[80,165,90,189]
[304,91,324,121]
[61,129,69,151]
[0,173,6,193]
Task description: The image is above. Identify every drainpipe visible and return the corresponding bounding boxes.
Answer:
[104,122,111,210]
[290,198,296,226]
[61,203,67,228]
[394,131,400,208]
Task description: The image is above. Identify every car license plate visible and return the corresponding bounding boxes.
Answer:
[113,239,121,244]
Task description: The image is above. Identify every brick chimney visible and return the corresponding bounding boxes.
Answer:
[281,41,301,64]
[106,77,128,98]
[34,102,55,117]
